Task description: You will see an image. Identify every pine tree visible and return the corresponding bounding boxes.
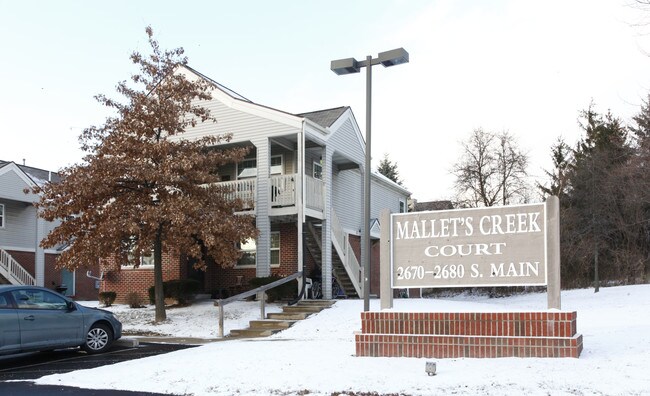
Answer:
[376,153,403,186]
[538,137,572,200]
[562,103,636,288]
[31,27,257,322]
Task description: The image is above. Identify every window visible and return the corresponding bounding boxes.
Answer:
[270,155,283,175]
[270,232,280,266]
[237,155,283,179]
[11,289,68,310]
[399,199,406,213]
[0,293,10,309]
[237,159,257,179]
[122,237,154,268]
[236,231,280,267]
[0,203,4,228]
[125,250,154,267]
[313,162,323,180]
[237,238,257,267]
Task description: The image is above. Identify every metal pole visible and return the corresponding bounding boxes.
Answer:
[218,301,224,338]
[259,292,266,319]
[363,55,372,312]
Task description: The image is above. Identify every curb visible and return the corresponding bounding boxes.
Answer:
[114,337,140,347]
[126,336,221,345]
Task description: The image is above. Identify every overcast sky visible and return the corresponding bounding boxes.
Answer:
[2,0,650,201]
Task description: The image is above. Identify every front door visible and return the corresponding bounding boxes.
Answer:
[186,258,205,291]
[60,269,75,297]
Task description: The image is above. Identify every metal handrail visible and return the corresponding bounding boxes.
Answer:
[214,271,302,337]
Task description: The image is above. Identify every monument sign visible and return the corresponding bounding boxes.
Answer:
[390,203,547,288]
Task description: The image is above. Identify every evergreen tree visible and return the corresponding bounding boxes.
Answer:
[562,103,638,288]
[538,137,572,200]
[377,153,404,186]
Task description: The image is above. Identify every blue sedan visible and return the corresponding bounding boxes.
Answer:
[0,285,122,355]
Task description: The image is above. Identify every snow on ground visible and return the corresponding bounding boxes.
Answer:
[78,300,284,339]
[35,285,650,395]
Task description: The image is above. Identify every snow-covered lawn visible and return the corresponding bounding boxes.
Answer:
[34,285,650,395]
[82,299,285,339]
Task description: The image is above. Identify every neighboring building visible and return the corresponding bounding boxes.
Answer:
[0,161,99,299]
[101,65,411,302]
[412,200,454,212]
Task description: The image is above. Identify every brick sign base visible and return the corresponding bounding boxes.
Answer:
[355,311,583,358]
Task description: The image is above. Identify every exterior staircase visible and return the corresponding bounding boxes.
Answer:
[305,222,359,298]
[228,300,335,338]
[0,248,35,286]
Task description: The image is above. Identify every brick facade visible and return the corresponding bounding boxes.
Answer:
[356,311,583,358]
[100,222,316,302]
[7,250,35,276]
[100,252,181,304]
[5,250,100,300]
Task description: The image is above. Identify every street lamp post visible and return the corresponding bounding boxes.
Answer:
[331,48,409,311]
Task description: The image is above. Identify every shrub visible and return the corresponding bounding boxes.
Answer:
[98,291,117,307]
[148,279,201,305]
[248,275,297,302]
[125,292,144,308]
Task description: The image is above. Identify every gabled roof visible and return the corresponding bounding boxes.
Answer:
[0,160,61,187]
[180,65,307,130]
[297,106,349,129]
[182,65,252,103]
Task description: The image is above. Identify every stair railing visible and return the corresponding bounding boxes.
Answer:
[0,248,36,286]
[330,210,362,297]
[214,271,302,338]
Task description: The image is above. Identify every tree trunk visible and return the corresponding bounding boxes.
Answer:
[594,242,600,293]
[154,226,166,322]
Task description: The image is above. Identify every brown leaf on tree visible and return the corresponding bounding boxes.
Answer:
[30,26,257,322]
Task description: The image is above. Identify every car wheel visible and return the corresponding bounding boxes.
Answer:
[82,323,113,354]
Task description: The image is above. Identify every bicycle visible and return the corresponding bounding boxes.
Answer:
[309,277,344,299]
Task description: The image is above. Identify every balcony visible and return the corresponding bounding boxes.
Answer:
[217,174,324,215]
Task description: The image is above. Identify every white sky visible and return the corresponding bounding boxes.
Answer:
[2,0,650,201]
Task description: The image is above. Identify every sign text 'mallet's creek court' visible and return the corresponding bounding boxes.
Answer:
[390,203,548,288]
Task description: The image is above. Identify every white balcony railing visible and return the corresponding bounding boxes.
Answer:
[215,174,324,213]
[270,175,296,207]
[217,178,256,210]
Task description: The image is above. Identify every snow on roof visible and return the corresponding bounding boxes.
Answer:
[0,160,61,186]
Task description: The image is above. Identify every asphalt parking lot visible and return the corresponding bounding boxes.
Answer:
[0,342,195,381]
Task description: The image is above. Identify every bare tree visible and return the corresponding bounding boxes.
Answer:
[496,131,530,205]
[452,128,530,207]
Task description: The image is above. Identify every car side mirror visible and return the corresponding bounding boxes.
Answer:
[66,301,76,311]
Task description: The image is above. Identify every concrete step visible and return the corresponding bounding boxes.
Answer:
[296,300,336,307]
[227,301,335,339]
[229,328,278,338]
[282,305,326,314]
[267,312,310,320]
[249,319,295,330]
